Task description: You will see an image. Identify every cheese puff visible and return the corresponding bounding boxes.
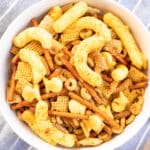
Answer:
[104,13,147,69]
[13,27,52,49]
[63,16,111,43]
[53,1,88,33]
[73,36,105,87]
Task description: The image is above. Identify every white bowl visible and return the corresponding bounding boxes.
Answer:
[0,0,150,150]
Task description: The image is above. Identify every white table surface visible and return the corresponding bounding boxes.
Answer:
[0,0,150,150]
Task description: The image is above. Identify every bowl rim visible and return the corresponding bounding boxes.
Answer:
[0,0,150,150]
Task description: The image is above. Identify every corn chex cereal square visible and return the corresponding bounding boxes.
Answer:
[24,41,43,55]
[15,62,32,81]
[51,96,69,112]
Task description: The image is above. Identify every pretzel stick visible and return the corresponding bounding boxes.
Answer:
[61,47,73,57]
[60,56,83,82]
[48,68,63,79]
[7,66,17,102]
[43,48,54,71]
[30,107,88,119]
[103,125,112,135]
[108,49,128,65]
[101,73,113,83]
[114,111,131,119]
[60,56,104,104]
[31,18,38,26]
[11,54,19,65]
[11,100,36,110]
[131,81,148,89]
[41,89,67,99]
[41,93,58,99]
[48,110,89,119]
[69,92,120,129]
[82,82,105,104]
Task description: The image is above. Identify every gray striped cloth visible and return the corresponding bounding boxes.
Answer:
[0,0,150,150]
